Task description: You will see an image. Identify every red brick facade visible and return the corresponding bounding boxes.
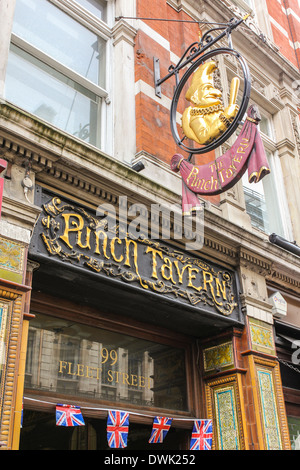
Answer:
[266,0,300,68]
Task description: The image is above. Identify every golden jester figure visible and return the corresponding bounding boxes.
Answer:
[181,61,240,145]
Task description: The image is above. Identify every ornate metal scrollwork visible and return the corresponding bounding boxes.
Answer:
[154,15,252,157]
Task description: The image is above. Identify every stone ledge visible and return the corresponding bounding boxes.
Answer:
[1,195,41,235]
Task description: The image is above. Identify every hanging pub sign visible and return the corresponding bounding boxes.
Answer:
[154,15,270,214]
[30,189,241,321]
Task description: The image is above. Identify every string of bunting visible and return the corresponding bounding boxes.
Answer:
[24,397,213,450]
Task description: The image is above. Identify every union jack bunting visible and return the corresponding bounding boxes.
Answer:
[190,419,213,450]
[55,404,85,427]
[107,410,129,449]
[149,416,173,444]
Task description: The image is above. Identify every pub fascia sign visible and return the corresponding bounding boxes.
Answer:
[154,15,270,214]
[31,192,239,319]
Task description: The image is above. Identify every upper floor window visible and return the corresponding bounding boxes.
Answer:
[231,0,255,14]
[242,113,293,240]
[75,0,107,22]
[4,0,111,151]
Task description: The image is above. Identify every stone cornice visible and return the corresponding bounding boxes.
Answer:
[112,18,137,47]
[0,100,178,205]
[276,138,296,158]
[269,269,300,293]
[239,247,273,276]
[1,196,41,233]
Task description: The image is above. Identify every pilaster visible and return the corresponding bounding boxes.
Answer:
[238,248,291,449]
[112,18,137,163]
[0,0,16,97]
[0,281,30,450]
[201,329,250,450]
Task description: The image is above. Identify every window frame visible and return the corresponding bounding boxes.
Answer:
[7,0,113,153]
[232,0,255,15]
[10,34,108,101]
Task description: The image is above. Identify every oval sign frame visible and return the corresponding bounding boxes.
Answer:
[170,48,252,155]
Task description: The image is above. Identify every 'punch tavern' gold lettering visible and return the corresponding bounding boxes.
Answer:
[41,196,237,316]
[59,216,229,303]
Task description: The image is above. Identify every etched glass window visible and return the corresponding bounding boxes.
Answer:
[25,314,188,412]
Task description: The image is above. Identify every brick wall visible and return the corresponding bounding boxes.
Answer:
[134,0,220,203]
[266,0,300,69]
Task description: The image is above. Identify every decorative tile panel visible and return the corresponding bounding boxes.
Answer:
[0,237,26,283]
[249,318,275,355]
[214,385,240,450]
[257,369,282,450]
[203,342,234,372]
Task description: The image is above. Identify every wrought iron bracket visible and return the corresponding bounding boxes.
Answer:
[154,15,249,98]
[153,57,162,98]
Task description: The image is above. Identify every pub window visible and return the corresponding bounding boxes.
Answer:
[4,0,111,151]
[24,313,190,413]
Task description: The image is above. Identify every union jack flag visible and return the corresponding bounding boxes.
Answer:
[149,416,173,444]
[190,419,213,450]
[107,410,129,448]
[56,404,85,427]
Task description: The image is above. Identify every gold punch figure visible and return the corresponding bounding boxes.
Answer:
[181,61,240,145]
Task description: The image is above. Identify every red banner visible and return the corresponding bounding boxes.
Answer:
[171,106,270,215]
